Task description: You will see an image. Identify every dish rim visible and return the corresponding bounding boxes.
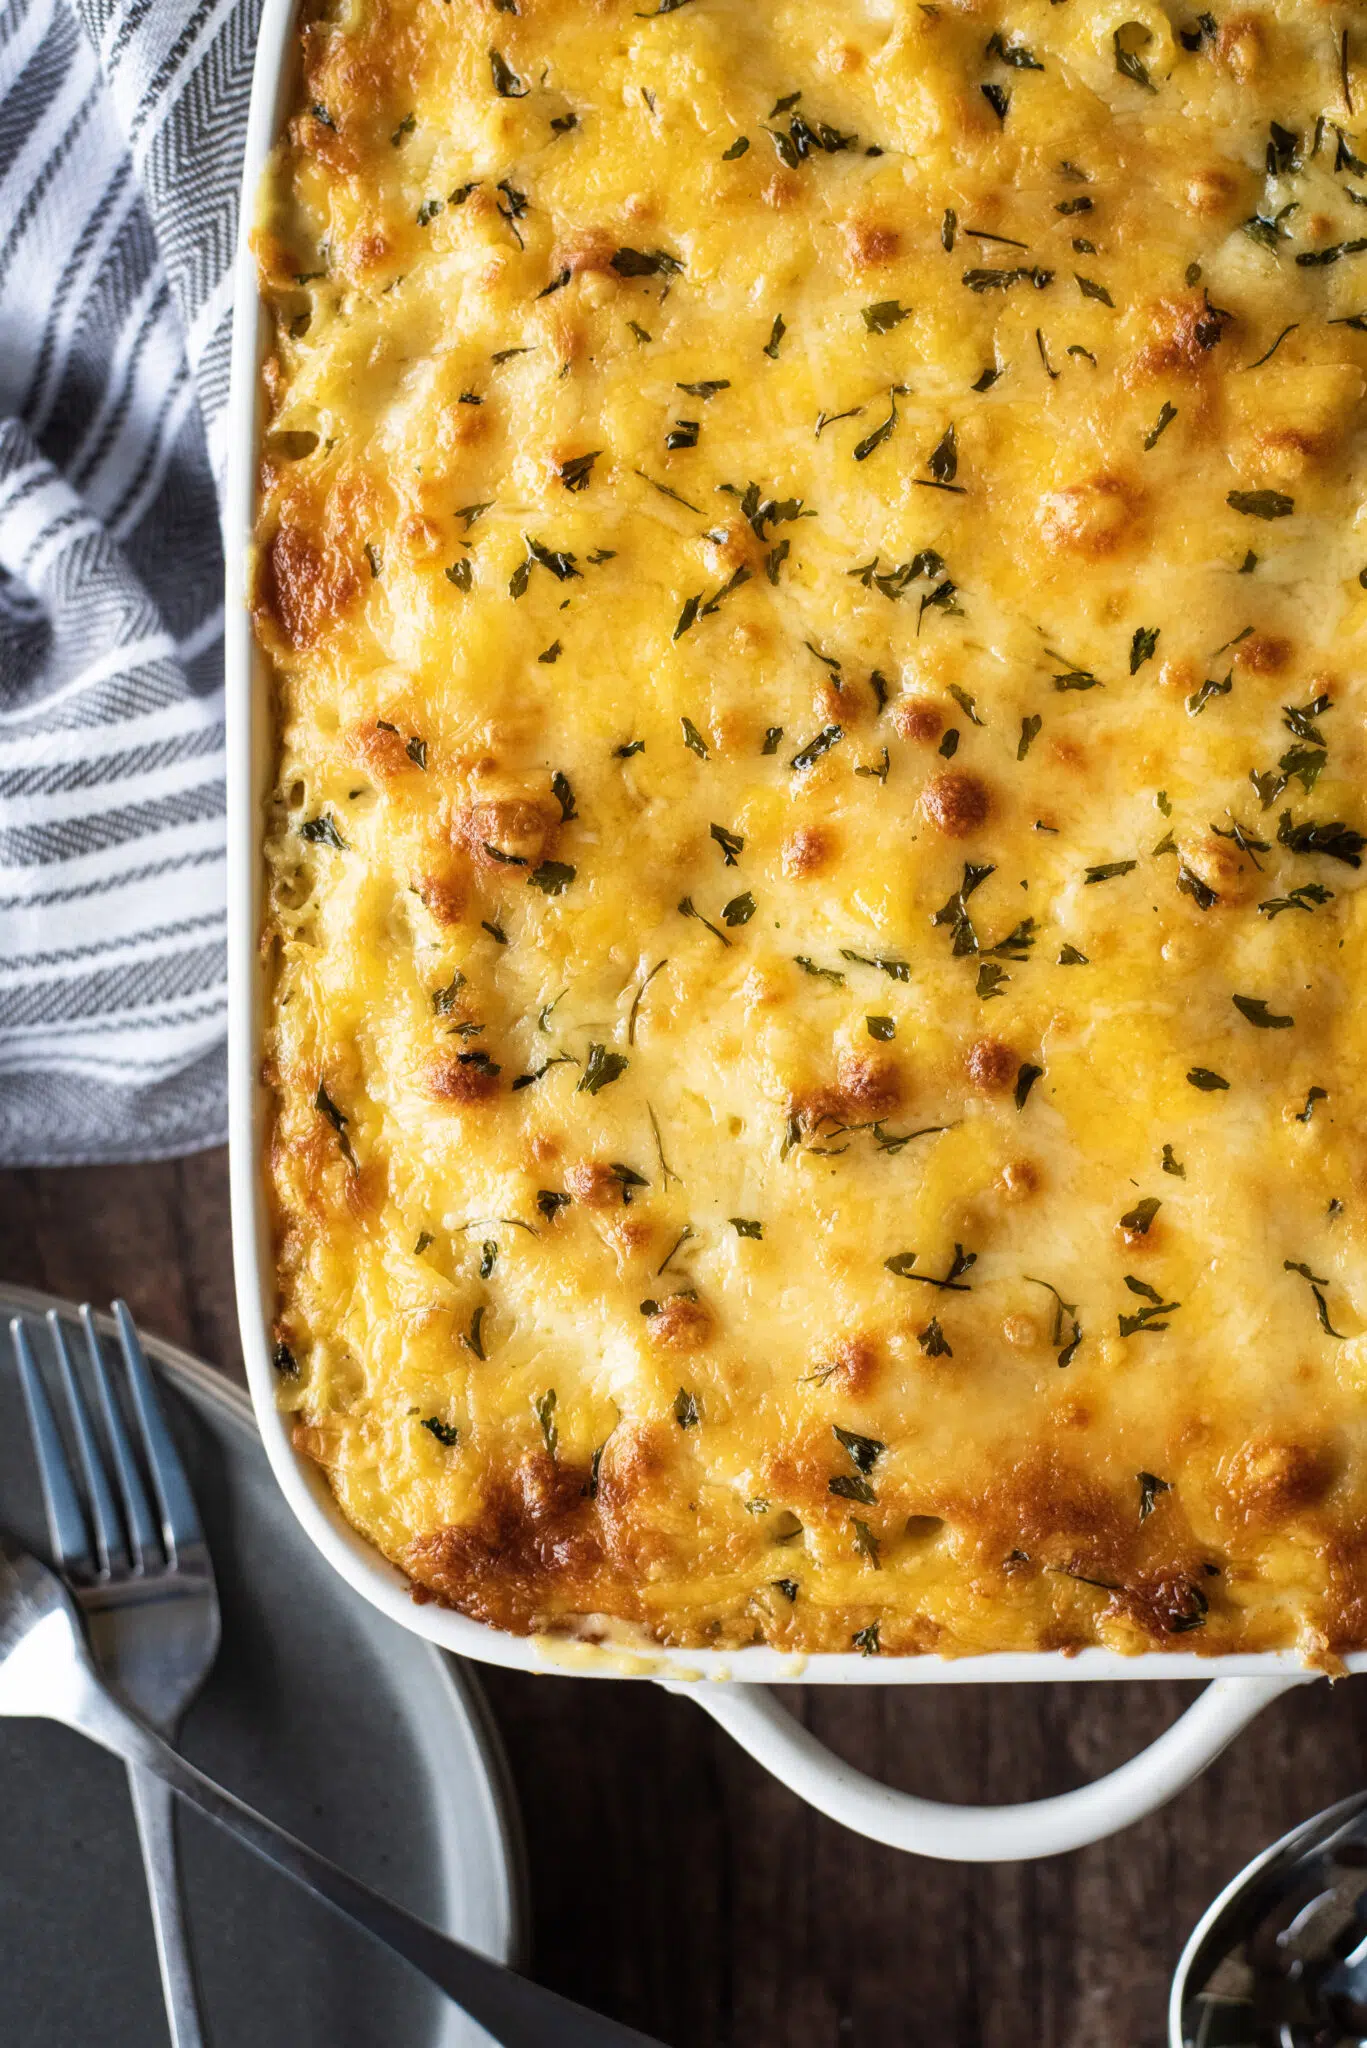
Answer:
[222,0,1360,1689]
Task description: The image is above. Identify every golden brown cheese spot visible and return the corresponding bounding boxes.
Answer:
[348,720,414,781]
[1177,832,1261,908]
[415,869,469,926]
[403,1455,620,1632]
[812,1334,881,1397]
[564,1159,626,1207]
[647,1295,712,1351]
[920,768,990,838]
[1128,294,1231,383]
[1222,1437,1337,1527]
[781,825,833,878]
[892,695,944,744]
[839,217,901,271]
[1038,475,1142,558]
[257,519,360,652]
[1235,633,1292,676]
[459,799,554,870]
[999,1159,1041,1201]
[1216,11,1266,78]
[425,1050,502,1104]
[965,1039,1018,1095]
[1184,168,1240,217]
[795,1050,903,1133]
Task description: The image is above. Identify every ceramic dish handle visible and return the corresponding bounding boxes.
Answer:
[664,1675,1307,1861]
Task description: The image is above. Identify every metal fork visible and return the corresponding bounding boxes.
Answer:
[10,1300,220,2048]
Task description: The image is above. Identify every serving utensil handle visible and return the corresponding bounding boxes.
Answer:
[667,1675,1308,1862]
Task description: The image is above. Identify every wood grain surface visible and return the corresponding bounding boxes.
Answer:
[2,1148,1363,2048]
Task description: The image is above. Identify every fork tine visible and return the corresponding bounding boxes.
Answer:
[111,1299,205,1562]
[10,1318,95,1578]
[78,1303,160,1571]
[44,1312,128,1579]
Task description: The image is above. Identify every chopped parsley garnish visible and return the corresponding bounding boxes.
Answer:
[790,724,843,772]
[421,1417,459,1447]
[1228,490,1294,520]
[730,1217,763,1239]
[861,301,910,333]
[722,892,756,926]
[674,1387,701,1427]
[1024,1278,1082,1367]
[1284,1260,1346,1338]
[1120,1196,1161,1236]
[1187,1067,1229,1091]
[578,1043,628,1094]
[1083,860,1137,883]
[885,1245,976,1292]
[1232,994,1294,1029]
[867,1015,895,1041]
[300,814,346,849]
[1161,1145,1185,1178]
[1015,1062,1043,1109]
[1138,1472,1170,1522]
[680,715,709,756]
[527,861,576,894]
[489,48,528,96]
[919,1318,952,1357]
[833,1425,885,1474]
[678,896,731,946]
[314,1083,356,1167]
[1118,1275,1180,1337]
[1130,626,1159,673]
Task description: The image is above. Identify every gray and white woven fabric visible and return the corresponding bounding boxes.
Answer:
[0,0,255,1163]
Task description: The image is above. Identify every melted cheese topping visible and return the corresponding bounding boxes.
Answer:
[256,0,1367,1662]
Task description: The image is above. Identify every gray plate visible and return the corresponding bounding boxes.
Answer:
[0,1286,525,2048]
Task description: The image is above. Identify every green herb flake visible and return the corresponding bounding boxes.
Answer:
[1015,1062,1044,1110]
[1232,993,1294,1029]
[1138,1471,1170,1522]
[1084,860,1137,883]
[918,1317,952,1357]
[1130,626,1160,674]
[1144,402,1178,450]
[679,895,732,946]
[862,300,910,333]
[1187,1067,1230,1092]
[1228,490,1294,520]
[1120,1196,1162,1236]
[534,1388,558,1456]
[300,813,346,849]
[578,1043,629,1094]
[421,1416,460,1447]
[867,1015,895,1041]
[527,860,575,895]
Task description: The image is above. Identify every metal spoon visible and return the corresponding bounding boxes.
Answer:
[0,1530,664,2048]
[1171,1789,1367,2046]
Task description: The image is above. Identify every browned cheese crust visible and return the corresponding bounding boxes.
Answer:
[259,0,1367,1663]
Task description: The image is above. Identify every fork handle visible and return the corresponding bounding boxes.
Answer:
[127,1763,206,2048]
[76,1680,662,2048]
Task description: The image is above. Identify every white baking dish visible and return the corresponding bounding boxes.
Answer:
[223,0,1349,1861]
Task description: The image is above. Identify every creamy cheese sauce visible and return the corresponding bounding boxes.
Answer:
[256,0,1367,1660]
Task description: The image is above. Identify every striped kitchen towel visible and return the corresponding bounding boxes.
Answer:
[0,0,255,1164]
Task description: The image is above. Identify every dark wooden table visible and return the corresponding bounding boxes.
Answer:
[4,1149,1364,2048]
